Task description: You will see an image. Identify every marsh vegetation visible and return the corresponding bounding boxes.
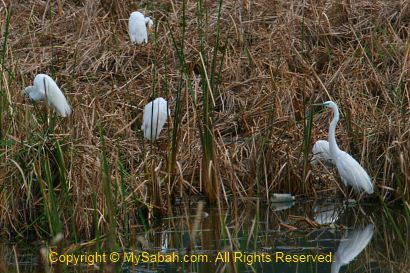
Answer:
[0,1,408,269]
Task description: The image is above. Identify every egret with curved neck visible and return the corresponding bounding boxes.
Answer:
[128,11,154,44]
[23,74,72,117]
[321,101,374,194]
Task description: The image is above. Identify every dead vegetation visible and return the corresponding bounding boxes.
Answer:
[0,0,408,237]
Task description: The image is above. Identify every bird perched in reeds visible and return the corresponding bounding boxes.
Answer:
[23,74,72,117]
[315,101,374,194]
[128,11,154,44]
[141,97,169,141]
[311,140,333,166]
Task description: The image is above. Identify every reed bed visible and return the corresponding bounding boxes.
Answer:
[0,0,408,238]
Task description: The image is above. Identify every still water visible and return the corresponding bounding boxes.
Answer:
[2,199,408,272]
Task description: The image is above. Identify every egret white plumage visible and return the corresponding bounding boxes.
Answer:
[128,11,154,44]
[331,224,374,273]
[311,140,333,166]
[23,74,72,117]
[313,202,343,225]
[320,101,374,194]
[141,97,169,141]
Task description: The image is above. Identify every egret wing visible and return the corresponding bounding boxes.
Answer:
[335,151,373,193]
[142,98,169,140]
[129,12,148,44]
[43,75,72,117]
[312,140,333,166]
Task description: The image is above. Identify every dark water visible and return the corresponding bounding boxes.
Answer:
[1,199,408,272]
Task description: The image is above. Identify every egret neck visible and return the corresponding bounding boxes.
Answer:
[328,103,341,158]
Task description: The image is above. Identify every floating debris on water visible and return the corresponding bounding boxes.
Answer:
[271,193,296,203]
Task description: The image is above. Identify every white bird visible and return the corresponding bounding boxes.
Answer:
[331,224,374,273]
[141,97,169,141]
[311,140,333,166]
[313,203,343,225]
[128,11,154,44]
[321,101,374,194]
[23,74,72,117]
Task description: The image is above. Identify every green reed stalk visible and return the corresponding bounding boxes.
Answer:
[40,145,62,236]
[99,125,117,250]
[395,175,410,249]
[117,149,129,244]
[92,192,101,252]
[197,0,225,203]
[379,189,408,255]
[300,7,313,191]
[302,110,313,189]
[168,2,186,199]
[167,0,225,203]
[55,140,78,242]
[0,7,11,140]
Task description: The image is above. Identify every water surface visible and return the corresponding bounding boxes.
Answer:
[2,199,408,272]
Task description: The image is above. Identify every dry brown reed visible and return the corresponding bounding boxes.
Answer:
[0,0,408,237]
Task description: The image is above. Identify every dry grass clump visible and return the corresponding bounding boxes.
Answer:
[0,0,408,237]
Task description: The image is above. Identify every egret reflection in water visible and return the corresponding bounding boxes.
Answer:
[270,201,294,212]
[313,202,345,225]
[331,224,374,273]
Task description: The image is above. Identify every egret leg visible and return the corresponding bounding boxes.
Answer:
[357,192,365,202]
[343,187,353,205]
[348,187,355,199]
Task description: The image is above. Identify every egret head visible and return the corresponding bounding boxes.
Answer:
[323,100,336,108]
[23,86,35,102]
[322,101,337,109]
[145,17,154,33]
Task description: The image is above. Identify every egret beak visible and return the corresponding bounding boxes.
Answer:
[311,103,324,107]
[148,26,154,34]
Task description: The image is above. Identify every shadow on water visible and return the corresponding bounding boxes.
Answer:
[1,199,408,273]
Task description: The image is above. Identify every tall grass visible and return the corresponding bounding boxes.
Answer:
[0,6,11,140]
[196,0,225,204]
[168,0,226,204]
[99,125,117,251]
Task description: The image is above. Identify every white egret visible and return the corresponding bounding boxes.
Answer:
[311,140,333,166]
[331,224,374,273]
[141,97,169,141]
[320,101,374,194]
[313,203,343,225]
[128,11,154,44]
[23,74,72,117]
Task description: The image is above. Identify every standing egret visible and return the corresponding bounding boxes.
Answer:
[141,97,169,141]
[311,139,333,166]
[320,101,373,194]
[23,74,72,117]
[128,11,154,44]
[331,224,374,273]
